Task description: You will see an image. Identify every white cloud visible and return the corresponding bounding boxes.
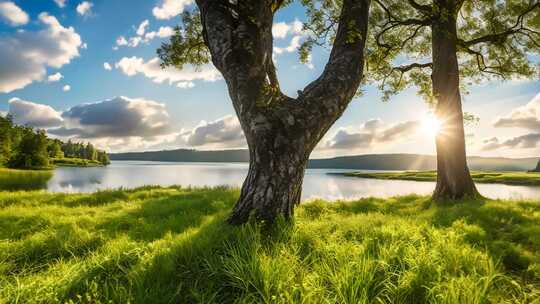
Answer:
[76,1,93,16]
[117,26,175,49]
[272,20,303,39]
[184,115,245,147]
[8,97,63,128]
[49,96,172,139]
[482,134,540,150]
[274,35,302,55]
[116,36,128,46]
[177,81,194,88]
[153,0,193,20]
[115,56,221,88]
[47,72,63,82]
[493,93,540,131]
[54,0,67,8]
[0,12,82,93]
[63,84,71,91]
[136,19,149,36]
[324,119,421,150]
[144,26,174,40]
[103,62,112,70]
[0,1,29,26]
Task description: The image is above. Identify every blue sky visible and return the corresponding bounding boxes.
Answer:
[0,0,539,157]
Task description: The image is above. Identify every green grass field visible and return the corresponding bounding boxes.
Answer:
[343,171,540,186]
[1,187,539,303]
[0,168,53,191]
[51,158,103,167]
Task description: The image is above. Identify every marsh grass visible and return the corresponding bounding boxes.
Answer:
[345,170,540,186]
[0,186,539,303]
[0,168,53,191]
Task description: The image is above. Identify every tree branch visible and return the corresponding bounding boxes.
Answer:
[459,2,539,48]
[406,0,431,12]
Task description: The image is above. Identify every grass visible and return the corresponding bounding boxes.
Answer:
[0,186,539,303]
[343,170,540,186]
[51,158,103,167]
[0,168,53,191]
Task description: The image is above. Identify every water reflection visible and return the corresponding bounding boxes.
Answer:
[46,161,540,200]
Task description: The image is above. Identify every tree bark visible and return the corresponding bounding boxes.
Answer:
[431,0,479,199]
[196,0,370,224]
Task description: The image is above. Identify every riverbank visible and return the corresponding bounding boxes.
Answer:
[1,186,539,303]
[342,170,540,186]
[51,157,105,167]
[0,168,52,191]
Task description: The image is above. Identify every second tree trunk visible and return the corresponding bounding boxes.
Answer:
[431,1,478,199]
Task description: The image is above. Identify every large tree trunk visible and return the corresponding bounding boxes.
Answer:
[431,0,478,199]
[196,0,370,224]
[229,141,309,224]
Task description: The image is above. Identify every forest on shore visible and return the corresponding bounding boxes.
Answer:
[0,115,109,169]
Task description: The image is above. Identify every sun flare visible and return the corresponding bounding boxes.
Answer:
[421,114,441,137]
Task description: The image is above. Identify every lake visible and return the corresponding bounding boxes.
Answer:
[44,161,540,200]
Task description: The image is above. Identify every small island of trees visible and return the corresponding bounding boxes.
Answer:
[0,115,109,169]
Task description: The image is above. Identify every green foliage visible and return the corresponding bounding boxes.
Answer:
[0,115,109,169]
[157,11,210,70]
[1,187,539,303]
[345,170,540,186]
[363,0,540,102]
[9,128,50,169]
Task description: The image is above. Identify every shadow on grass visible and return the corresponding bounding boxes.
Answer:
[427,199,540,275]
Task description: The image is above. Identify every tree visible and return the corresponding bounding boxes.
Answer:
[10,128,49,169]
[365,0,539,199]
[85,143,97,161]
[159,0,371,224]
[98,151,110,165]
[532,159,540,172]
[0,115,13,167]
[48,139,64,158]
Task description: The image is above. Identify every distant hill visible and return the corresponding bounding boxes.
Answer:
[110,149,538,172]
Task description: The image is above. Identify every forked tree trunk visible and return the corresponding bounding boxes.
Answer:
[195,0,370,224]
[229,143,309,224]
[431,0,479,199]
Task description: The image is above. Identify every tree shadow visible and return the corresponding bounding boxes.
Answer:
[428,199,540,275]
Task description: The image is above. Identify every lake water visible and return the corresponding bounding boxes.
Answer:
[44,161,540,201]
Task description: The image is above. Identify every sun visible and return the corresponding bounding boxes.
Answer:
[421,113,441,137]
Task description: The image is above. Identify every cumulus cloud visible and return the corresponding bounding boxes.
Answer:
[63,84,71,91]
[493,93,540,131]
[115,56,221,88]
[482,134,540,150]
[0,12,82,93]
[54,0,66,8]
[103,62,112,70]
[324,119,421,150]
[153,0,193,20]
[8,98,63,128]
[144,26,174,40]
[183,115,245,147]
[0,1,28,26]
[47,72,63,82]
[76,1,93,16]
[272,20,303,39]
[48,96,172,139]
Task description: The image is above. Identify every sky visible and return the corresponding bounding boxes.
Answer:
[0,0,539,158]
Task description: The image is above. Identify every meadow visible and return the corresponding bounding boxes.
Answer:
[1,186,539,303]
[344,171,540,186]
